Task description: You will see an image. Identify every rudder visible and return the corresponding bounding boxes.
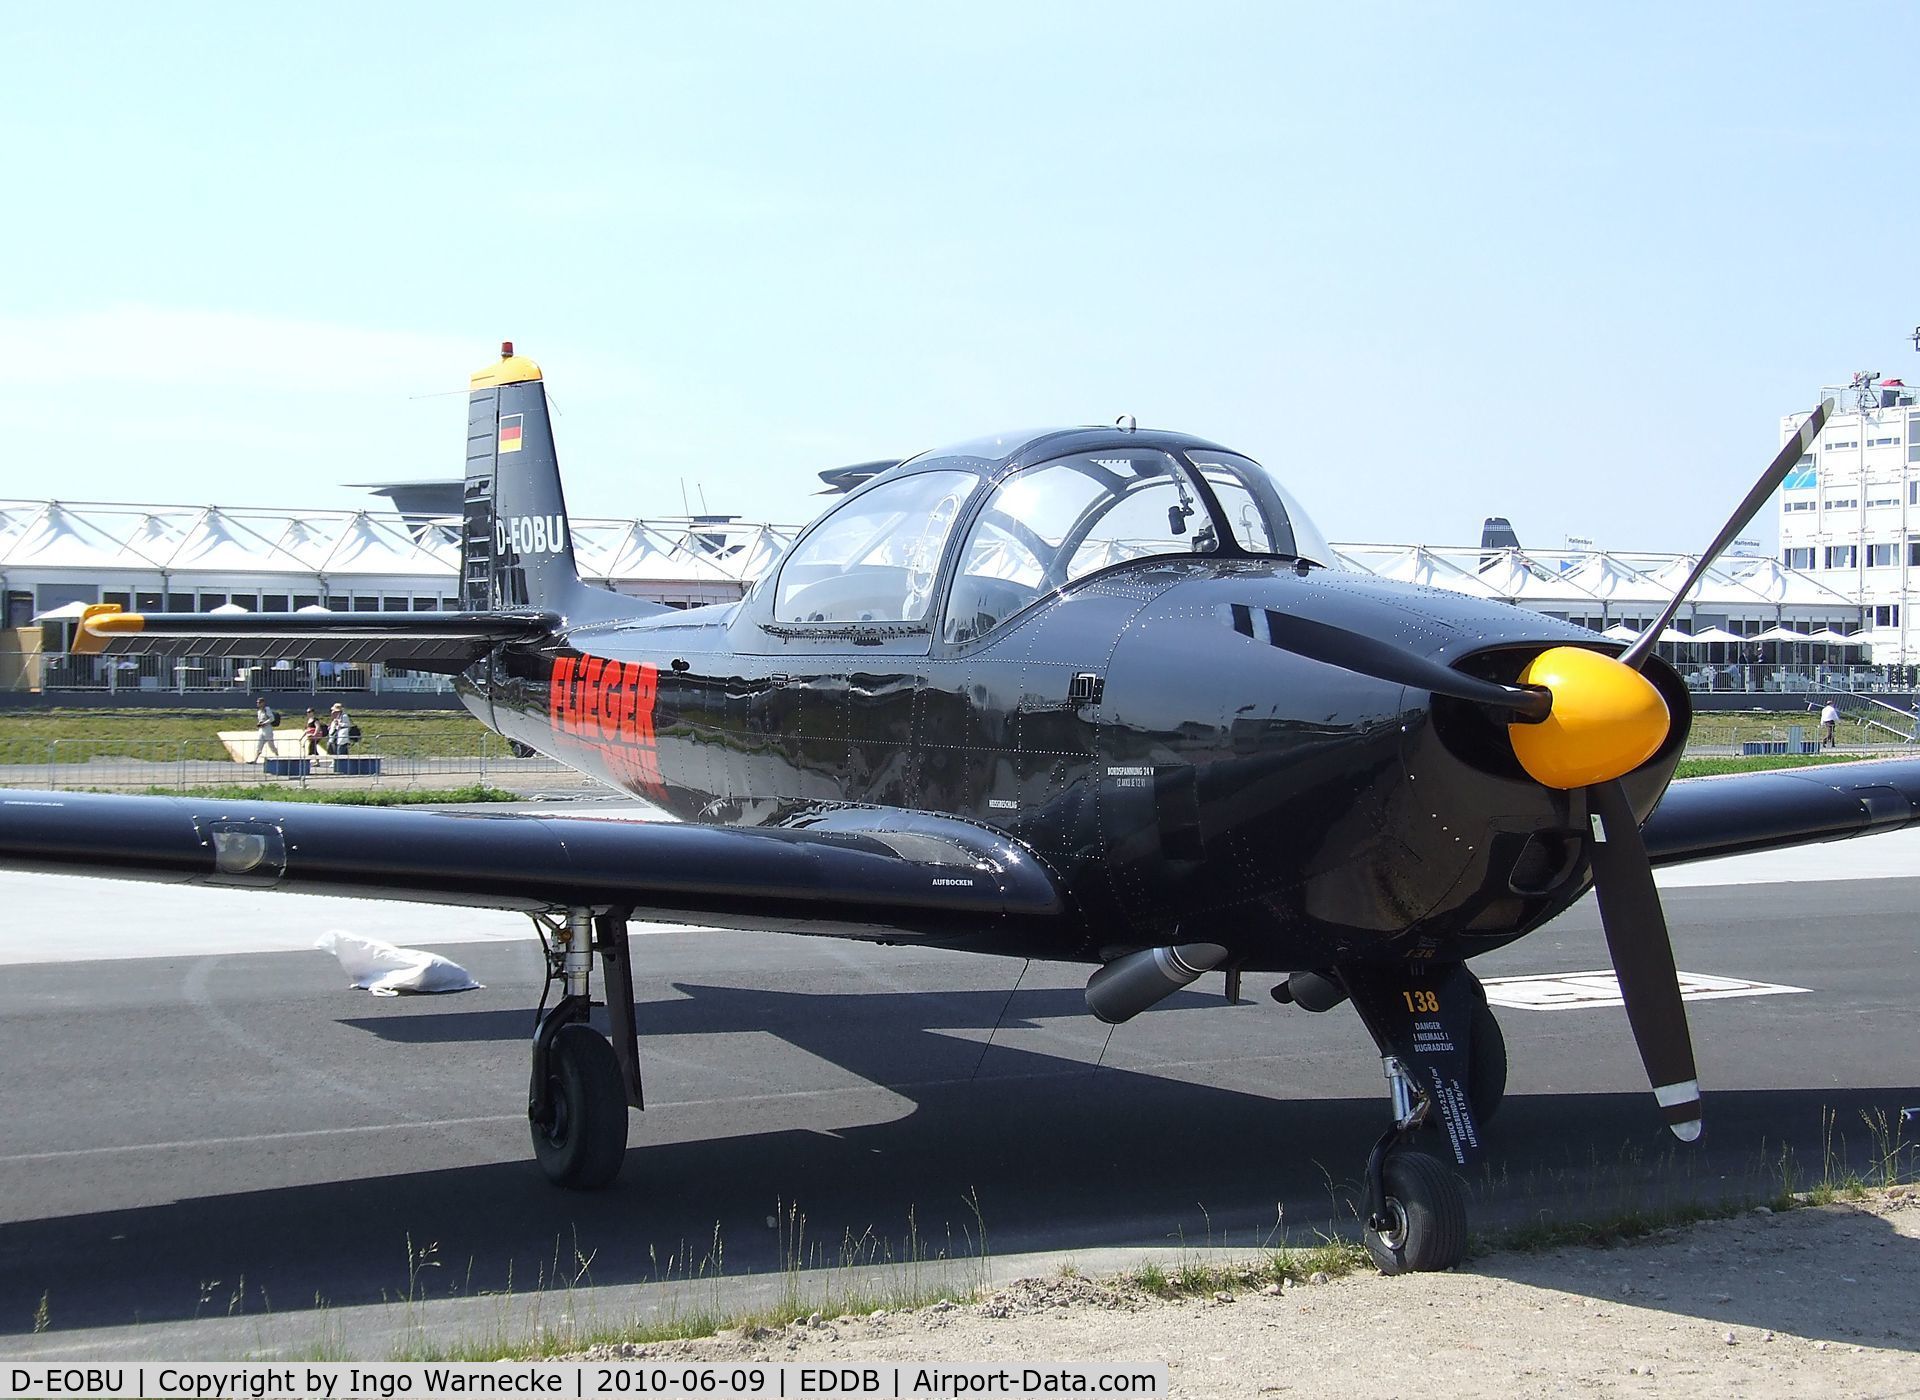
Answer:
[462,342,584,611]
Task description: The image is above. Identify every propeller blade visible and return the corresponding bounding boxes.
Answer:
[1620,398,1834,670]
[1254,609,1551,721]
[1585,779,1701,1142]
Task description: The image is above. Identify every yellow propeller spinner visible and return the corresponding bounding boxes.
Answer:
[1507,646,1671,790]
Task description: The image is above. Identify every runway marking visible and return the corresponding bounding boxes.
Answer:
[1482,970,1809,1011]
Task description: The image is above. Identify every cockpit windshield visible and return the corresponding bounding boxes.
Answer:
[945,449,1215,642]
[1185,449,1331,566]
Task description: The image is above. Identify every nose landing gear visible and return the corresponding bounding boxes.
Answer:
[1360,1056,1468,1274]
[526,907,643,1189]
[1279,961,1492,1273]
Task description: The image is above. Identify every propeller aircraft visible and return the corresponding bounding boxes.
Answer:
[5,347,1915,1274]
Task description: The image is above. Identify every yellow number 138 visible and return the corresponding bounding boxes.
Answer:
[1401,990,1439,1014]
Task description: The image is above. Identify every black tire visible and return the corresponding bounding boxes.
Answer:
[530,1023,629,1189]
[1365,1150,1467,1275]
[1467,997,1507,1126]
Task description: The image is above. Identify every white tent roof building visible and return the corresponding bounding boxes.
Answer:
[0,494,1862,657]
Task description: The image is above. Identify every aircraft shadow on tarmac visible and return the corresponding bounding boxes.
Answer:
[1,977,1915,1348]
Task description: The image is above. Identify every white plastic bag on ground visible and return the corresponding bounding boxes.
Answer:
[315,929,483,996]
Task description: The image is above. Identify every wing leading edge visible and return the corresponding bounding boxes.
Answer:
[73,604,558,669]
[1644,755,1920,867]
[0,789,1069,950]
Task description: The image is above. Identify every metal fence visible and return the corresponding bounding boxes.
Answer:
[0,731,592,794]
[23,652,454,696]
[1672,663,1907,695]
[1686,714,1916,754]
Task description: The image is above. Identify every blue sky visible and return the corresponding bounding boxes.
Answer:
[1,3,1913,551]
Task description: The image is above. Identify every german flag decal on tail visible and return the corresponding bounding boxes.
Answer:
[498,414,525,453]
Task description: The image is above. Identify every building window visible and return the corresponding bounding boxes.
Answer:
[351,596,380,612]
[1824,546,1857,569]
[1826,438,1858,450]
[1824,496,1858,509]
[262,594,289,612]
[1874,605,1901,627]
[136,591,163,611]
[382,596,410,611]
[1784,500,1816,512]
[1868,544,1896,567]
[412,597,440,611]
[1909,541,1920,567]
[293,594,322,611]
[1784,548,1815,569]
[1869,494,1900,508]
[1870,436,1899,448]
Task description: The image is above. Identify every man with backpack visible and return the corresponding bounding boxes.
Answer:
[329,701,356,757]
[253,697,281,763]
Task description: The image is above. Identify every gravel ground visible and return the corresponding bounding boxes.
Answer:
[573,1188,1920,1397]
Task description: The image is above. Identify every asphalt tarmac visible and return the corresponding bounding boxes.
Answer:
[0,828,1915,1357]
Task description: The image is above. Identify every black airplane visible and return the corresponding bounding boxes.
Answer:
[5,346,1914,1275]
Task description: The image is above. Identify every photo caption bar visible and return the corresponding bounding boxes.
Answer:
[0,1363,1167,1399]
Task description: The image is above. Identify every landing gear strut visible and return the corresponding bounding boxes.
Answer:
[527,907,642,1189]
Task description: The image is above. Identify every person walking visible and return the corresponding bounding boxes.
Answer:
[1819,699,1840,749]
[302,708,328,757]
[253,697,281,763]
[328,702,354,757]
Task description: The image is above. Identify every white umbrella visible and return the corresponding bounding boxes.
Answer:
[1750,626,1807,643]
[296,603,334,613]
[1687,626,1746,645]
[30,600,92,621]
[209,602,248,615]
[1601,624,1639,641]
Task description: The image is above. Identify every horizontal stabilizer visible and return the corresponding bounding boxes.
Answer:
[74,604,556,668]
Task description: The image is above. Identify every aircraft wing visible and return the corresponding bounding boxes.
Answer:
[1644,755,1920,866]
[72,605,557,669]
[0,790,1068,946]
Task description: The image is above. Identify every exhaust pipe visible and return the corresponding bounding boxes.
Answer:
[1085,943,1229,1024]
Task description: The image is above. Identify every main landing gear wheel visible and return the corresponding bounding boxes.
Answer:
[1364,1150,1467,1276]
[531,1022,628,1189]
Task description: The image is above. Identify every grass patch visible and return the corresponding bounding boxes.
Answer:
[1674,752,1898,778]
[1125,1238,1371,1298]
[378,1200,998,1362]
[0,708,491,763]
[1485,1104,1915,1258]
[127,783,519,806]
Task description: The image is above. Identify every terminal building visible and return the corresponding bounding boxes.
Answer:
[1779,372,1920,663]
[0,485,1871,701]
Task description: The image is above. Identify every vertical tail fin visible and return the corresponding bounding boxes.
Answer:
[461,343,584,612]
